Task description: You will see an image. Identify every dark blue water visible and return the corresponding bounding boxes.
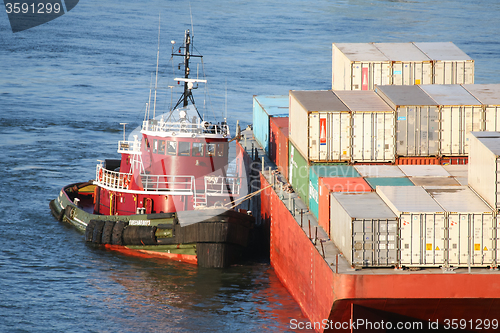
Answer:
[1,0,499,332]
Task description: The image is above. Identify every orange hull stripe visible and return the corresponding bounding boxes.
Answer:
[103,244,198,265]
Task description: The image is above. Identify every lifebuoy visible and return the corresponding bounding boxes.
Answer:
[123,175,130,188]
[99,169,103,182]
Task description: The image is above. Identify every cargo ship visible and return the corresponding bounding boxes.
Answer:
[49,29,255,268]
[244,81,500,332]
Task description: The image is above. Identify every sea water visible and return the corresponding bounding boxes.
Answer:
[1,0,499,331]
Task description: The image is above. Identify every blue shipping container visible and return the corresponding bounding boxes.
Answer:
[309,164,359,219]
[365,177,414,189]
[253,95,289,155]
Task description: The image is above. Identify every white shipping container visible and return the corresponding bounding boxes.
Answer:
[443,165,468,186]
[414,42,474,84]
[468,131,500,211]
[409,177,460,186]
[335,90,395,162]
[374,43,433,85]
[289,91,351,162]
[424,186,496,267]
[354,165,405,178]
[419,84,483,156]
[376,186,446,267]
[398,165,451,177]
[330,192,398,267]
[332,43,391,90]
[375,85,440,156]
[463,84,500,131]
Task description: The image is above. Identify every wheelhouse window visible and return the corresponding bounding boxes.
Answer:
[178,141,190,156]
[153,139,158,153]
[158,140,166,154]
[206,143,216,156]
[192,142,204,157]
[167,141,177,155]
[216,143,226,157]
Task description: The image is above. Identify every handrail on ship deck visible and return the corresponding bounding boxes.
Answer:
[94,165,241,199]
[95,165,194,194]
[142,119,229,136]
[117,140,141,154]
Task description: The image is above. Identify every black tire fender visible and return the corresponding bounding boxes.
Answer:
[101,221,114,245]
[85,220,98,242]
[111,221,127,245]
[92,220,106,244]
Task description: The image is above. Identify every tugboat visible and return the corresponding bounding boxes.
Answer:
[49,29,254,268]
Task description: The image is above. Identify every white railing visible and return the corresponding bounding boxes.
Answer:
[142,119,229,137]
[95,165,194,194]
[141,174,194,193]
[96,165,131,191]
[204,176,241,196]
[117,140,141,154]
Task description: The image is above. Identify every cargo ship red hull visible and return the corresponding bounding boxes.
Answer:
[259,172,500,332]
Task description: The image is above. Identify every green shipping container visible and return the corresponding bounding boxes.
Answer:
[309,164,360,219]
[289,140,309,206]
[365,177,414,189]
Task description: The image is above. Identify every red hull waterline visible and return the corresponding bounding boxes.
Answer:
[260,174,500,332]
[103,244,198,265]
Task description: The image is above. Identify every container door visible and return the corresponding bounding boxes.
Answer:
[376,219,398,266]
[392,63,403,85]
[396,106,411,156]
[351,63,362,90]
[459,214,471,266]
[448,213,461,266]
[375,112,395,162]
[403,62,413,85]
[440,106,464,156]
[456,61,465,84]
[353,219,374,266]
[424,213,446,266]
[422,62,433,85]
[400,213,421,266]
[484,106,500,131]
[325,112,351,161]
[472,214,495,266]
[464,61,474,84]
[309,113,319,161]
[351,112,365,161]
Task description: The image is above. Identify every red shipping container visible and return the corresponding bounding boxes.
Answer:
[395,156,440,165]
[318,177,372,237]
[269,116,289,180]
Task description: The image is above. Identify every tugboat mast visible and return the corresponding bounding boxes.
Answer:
[172,29,204,114]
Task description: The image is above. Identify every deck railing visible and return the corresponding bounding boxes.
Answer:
[95,165,194,194]
[142,119,229,136]
[204,176,241,196]
[117,140,141,154]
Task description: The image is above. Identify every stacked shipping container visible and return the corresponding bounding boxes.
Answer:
[374,85,440,157]
[335,90,395,162]
[330,192,398,267]
[289,90,351,162]
[332,42,474,91]
[252,95,289,156]
[269,116,289,180]
[468,131,500,211]
[418,84,482,156]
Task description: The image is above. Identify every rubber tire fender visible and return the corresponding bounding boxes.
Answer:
[92,220,106,244]
[85,220,98,242]
[101,221,115,245]
[111,221,127,245]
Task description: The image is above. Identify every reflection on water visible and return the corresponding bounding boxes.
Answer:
[85,254,311,332]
